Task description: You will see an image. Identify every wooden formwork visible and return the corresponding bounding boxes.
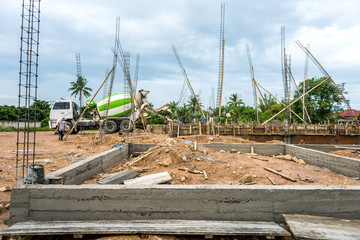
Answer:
[146,123,360,144]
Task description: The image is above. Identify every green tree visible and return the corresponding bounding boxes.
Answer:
[259,94,277,113]
[186,95,203,117]
[240,106,256,122]
[168,101,178,117]
[293,77,346,123]
[258,94,285,122]
[177,103,189,121]
[227,93,245,123]
[0,99,51,127]
[68,76,92,109]
[0,105,18,121]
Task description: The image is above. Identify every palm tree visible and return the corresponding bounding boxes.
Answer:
[168,101,178,116]
[227,93,245,123]
[68,76,92,109]
[186,95,203,116]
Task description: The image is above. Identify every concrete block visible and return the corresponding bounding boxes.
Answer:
[97,169,139,184]
[124,171,172,185]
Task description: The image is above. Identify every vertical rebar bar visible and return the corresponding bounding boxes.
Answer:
[16,0,41,185]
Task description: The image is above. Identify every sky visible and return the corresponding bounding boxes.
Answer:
[1,0,360,110]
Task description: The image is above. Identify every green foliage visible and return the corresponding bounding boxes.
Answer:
[186,95,203,116]
[168,101,178,116]
[258,94,285,122]
[147,110,171,124]
[0,126,51,132]
[227,93,245,123]
[68,75,92,108]
[0,99,51,127]
[0,126,16,132]
[292,77,346,123]
[0,105,18,121]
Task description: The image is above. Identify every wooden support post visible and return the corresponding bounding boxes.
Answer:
[199,121,202,135]
[170,122,173,137]
[177,125,180,137]
[190,125,192,135]
[233,125,235,137]
[345,124,348,135]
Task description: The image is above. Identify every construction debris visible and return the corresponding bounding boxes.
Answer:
[239,174,253,184]
[203,170,208,180]
[97,169,139,185]
[123,171,172,185]
[0,186,12,192]
[250,156,269,161]
[266,175,276,185]
[128,145,160,166]
[264,167,297,182]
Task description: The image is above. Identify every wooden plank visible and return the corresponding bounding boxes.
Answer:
[123,171,172,185]
[97,169,139,185]
[283,214,360,240]
[0,220,290,237]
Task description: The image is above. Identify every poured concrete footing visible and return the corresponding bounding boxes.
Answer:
[7,185,360,225]
[6,142,360,230]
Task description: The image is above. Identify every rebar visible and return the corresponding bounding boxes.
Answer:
[16,0,41,185]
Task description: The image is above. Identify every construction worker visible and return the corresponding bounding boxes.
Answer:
[182,113,188,124]
[209,108,214,124]
[56,117,67,141]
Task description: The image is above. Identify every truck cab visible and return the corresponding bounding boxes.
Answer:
[48,100,79,129]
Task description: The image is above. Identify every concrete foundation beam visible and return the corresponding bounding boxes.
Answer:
[8,185,360,225]
[47,145,128,185]
[286,145,360,178]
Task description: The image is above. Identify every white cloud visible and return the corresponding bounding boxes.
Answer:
[1,0,360,111]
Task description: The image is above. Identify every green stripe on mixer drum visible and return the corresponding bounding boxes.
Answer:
[107,108,132,118]
[98,98,131,112]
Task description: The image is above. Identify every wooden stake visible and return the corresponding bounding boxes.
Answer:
[266,174,276,185]
[264,167,297,182]
[203,170,208,180]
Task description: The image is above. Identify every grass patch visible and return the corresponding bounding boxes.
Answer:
[0,126,51,132]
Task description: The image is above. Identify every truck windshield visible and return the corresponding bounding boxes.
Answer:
[53,102,70,110]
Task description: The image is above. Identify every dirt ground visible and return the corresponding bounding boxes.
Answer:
[0,130,359,239]
[85,136,359,186]
[329,149,360,159]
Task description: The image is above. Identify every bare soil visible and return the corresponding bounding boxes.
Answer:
[329,149,360,159]
[85,137,359,186]
[1,130,359,239]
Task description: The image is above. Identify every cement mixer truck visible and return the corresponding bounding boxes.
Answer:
[49,89,155,134]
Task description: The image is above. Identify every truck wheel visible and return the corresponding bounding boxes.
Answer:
[65,122,73,134]
[105,121,117,134]
[120,120,133,132]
